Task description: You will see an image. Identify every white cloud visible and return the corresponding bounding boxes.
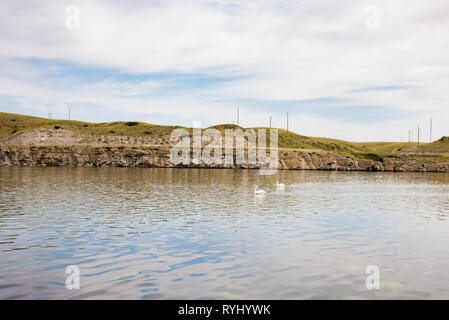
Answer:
[0,0,448,141]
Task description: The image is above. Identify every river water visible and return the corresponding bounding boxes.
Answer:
[0,167,448,299]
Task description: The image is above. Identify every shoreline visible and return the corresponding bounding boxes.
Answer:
[1,144,448,173]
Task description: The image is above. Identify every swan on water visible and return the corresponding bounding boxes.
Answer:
[252,185,266,195]
[276,181,285,189]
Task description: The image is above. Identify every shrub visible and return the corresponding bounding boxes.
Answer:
[109,130,116,134]
[45,160,59,167]
[364,153,384,163]
[144,131,152,135]
[386,154,401,159]
[124,122,139,126]
[54,125,62,129]
[83,124,88,127]
[352,152,384,163]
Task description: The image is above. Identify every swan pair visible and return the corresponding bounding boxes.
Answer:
[252,181,285,195]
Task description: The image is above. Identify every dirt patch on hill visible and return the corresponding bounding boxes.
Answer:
[0,128,171,146]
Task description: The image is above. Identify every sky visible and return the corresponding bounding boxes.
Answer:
[0,0,448,142]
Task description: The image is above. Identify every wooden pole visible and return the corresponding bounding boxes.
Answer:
[237,107,239,126]
[430,118,432,143]
[269,116,272,128]
[418,126,419,146]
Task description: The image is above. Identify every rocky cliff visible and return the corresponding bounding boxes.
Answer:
[1,145,448,172]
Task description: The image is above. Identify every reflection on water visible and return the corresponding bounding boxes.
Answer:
[0,167,449,299]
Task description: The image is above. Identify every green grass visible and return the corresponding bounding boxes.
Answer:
[0,112,182,139]
[355,142,417,155]
[252,128,413,157]
[404,136,449,153]
[1,112,447,156]
[350,152,384,163]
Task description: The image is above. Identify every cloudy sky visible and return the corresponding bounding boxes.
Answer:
[1,0,448,141]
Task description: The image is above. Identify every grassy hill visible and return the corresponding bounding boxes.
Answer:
[402,136,449,154]
[0,112,182,140]
[1,112,444,157]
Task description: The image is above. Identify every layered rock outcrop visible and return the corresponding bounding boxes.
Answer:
[1,145,448,172]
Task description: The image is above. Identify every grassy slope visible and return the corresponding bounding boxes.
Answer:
[405,136,449,153]
[1,112,447,156]
[256,129,415,157]
[0,112,182,140]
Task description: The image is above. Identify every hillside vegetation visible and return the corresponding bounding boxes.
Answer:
[1,112,445,157]
[402,136,449,154]
[0,112,181,140]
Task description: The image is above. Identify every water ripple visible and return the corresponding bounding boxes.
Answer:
[1,167,449,299]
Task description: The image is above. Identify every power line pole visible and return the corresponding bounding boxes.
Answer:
[269,116,272,128]
[237,107,239,126]
[430,118,433,143]
[408,130,411,143]
[418,126,419,146]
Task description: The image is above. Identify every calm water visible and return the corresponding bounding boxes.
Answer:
[1,167,449,299]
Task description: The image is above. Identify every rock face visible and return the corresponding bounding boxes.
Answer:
[1,145,448,172]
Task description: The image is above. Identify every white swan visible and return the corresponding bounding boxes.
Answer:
[276,181,285,189]
[252,185,266,195]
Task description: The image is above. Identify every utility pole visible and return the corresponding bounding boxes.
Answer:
[269,116,272,128]
[67,104,71,120]
[408,130,411,143]
[430,118,433,143]
[287,112,289,132]
[237,107,239,126]
[418,126,419,146]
